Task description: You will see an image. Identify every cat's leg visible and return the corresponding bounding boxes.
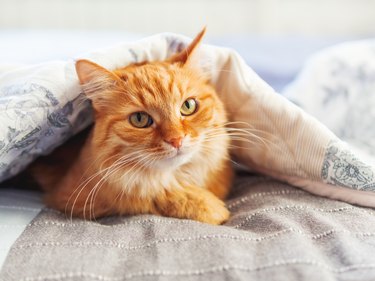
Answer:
[153,186,230,225]
[206,159,234,200]
[44,176,113,220]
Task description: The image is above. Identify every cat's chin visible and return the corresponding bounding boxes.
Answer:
[152,149,193,170]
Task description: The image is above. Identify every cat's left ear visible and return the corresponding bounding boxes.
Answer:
[75,60,122,111]
[168,27,206,66]
[75,59,120,88]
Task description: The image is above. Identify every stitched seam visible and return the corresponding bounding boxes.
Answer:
[17,261,375,281]
[12,228,375,250]
[234,205,357,228]
[227,190,306,209]
[28,217,198,228]
[18,204,374,229]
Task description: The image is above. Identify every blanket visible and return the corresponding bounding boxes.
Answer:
[284,39,375,164]
[1,33,375,207]
[2,175,375,281]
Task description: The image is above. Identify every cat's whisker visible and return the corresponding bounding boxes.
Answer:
[66,151,135,210]
[205,129,275,146]
[87,147,163,218]
[65,152,125,221]
[204,132,271,147]
[67,154,119,203]
[84,150,159,219]
[206,122,275,137]
[114,152,163,208]
[207,126,273,137]
[112,153,155,203]
[120,155,156,195]
[205,129,274,144]
[69,149,155,220]
[197,145,241,166]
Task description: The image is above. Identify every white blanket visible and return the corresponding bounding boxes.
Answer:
[1,33,375,207]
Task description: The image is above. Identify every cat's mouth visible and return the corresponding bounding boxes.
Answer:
[163,148,188,160]
[152,147,194,169]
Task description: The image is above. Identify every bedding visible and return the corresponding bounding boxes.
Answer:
[1,33,375,205]
[1,32,375,280]
[3,175,375,281]
[283,39,375,163]
[0,188,43,268]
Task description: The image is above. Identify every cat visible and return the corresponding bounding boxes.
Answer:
[32,29,233,225]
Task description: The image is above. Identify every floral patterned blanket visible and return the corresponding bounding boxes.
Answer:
[284,40,375,189]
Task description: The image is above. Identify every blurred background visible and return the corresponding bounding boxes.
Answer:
[0,0,374,91]
[1,0,375,36]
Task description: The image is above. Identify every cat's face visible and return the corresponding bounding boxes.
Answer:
[76,30,227,171]
[111,62,226,169]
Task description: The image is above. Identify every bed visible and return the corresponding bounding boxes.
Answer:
[1,30,375,281]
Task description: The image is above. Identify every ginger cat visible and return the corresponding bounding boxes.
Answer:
[33,29,233,225]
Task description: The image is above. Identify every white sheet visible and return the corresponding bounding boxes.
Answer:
[0,189,43,268]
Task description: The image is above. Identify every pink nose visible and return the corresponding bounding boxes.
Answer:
[165,137,183,149]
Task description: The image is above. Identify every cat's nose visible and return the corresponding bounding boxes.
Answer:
[165,137,183,149]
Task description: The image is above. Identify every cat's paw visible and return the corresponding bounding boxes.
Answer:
[193,196,230,225]
[156,187,230,225]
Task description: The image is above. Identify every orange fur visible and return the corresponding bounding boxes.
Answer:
[33,29,233,225]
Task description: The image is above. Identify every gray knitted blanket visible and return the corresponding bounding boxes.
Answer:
[2,175,375,281]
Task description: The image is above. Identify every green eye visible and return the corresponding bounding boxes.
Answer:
[129,112,153,128]
[180,98,198,116]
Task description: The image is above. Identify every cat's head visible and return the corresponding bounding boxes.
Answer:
[75,29,228,170]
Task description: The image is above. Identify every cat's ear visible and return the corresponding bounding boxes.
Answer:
[75,59,121,109]
[168,27,206,66]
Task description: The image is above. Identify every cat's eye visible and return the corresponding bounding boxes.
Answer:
[180,98,198,116]
[129,112,153,128]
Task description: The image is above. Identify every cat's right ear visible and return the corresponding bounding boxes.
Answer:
[75,59,120,105]
[168,27,206,66]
